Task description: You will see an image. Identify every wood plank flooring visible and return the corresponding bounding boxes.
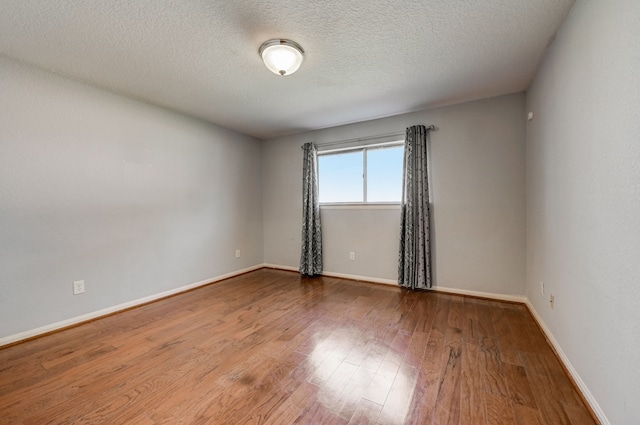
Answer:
[0,269,596,424]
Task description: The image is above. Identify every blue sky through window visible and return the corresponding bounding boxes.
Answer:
[318,144,403,203]
[318,151,363,202]
[367,145,403,202]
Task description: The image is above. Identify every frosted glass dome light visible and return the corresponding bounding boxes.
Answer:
[259,39,305,76]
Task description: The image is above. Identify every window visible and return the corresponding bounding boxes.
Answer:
[318,143,404,204]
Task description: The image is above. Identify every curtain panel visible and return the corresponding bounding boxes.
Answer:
[300,142,323,276]
[398,125,432,290]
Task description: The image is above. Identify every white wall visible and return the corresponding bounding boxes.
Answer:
[0,56,263,339]
[263,93,526,295]
[525,1,640,423]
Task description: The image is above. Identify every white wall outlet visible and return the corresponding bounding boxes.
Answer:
[73,280,85,295]
[540,281,544,295]
[349,251,355,261]
[549,293,555,309]
[235,249,241,258]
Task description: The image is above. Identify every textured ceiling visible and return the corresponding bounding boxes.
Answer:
[0,0,574,139]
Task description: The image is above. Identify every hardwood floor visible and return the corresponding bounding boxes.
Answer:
[0,269,596,424]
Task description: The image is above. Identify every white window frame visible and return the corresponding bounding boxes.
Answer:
[318,140,404,207]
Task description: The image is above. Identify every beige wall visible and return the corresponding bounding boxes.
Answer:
[263,93,526,295]
[525,1,640,423]
[0,56,263,339]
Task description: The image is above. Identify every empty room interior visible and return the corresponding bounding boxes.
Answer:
[1,1,638,424]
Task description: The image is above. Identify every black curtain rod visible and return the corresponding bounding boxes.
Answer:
[300,125,435,149]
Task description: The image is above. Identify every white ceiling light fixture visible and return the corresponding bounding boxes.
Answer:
[259,39,305,76]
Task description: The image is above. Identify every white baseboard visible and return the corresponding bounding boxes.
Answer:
[321,270,398,286]
[263,263,397,285]
[435,285,527,303]
[525,300,609,425]
[263,263,299,272]
[263,264,526,302]
[0,264,264,348]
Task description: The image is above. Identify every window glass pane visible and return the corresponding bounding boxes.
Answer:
[366,145,404,202]
[319,151,363,203]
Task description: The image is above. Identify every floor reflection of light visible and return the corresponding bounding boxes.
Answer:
[306,329,415,422]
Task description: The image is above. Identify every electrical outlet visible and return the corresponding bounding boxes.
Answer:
[349,252,355,261]
[73,280,85,295]
[540,281,544,295]
[549,294,555,309]
[235,249,241,258]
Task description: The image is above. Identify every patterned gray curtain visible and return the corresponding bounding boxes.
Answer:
[398,125,432,290]
[300,142,323,276]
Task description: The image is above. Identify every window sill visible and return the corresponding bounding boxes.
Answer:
[320,203,401,210]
